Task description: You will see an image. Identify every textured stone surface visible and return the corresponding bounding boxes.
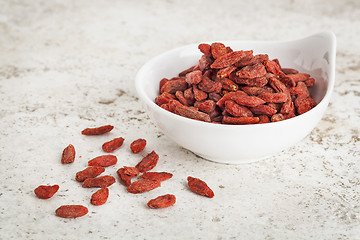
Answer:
[0,0,359,239]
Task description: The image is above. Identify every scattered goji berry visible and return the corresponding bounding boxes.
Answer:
[140,172,173,182]
[116,168,132,186]
[102,137,124,153]
[147,194,176,209]
[91,187,109,206]
[187,176,214,198]
[81,125,114,135]
[75,166,105,182]
[127,179,161,194]
[130,139,147,153]
[135,151,159,172]
[34,185,59,199]
[123,166,140,177]
[55,205,88,218]
[61,144,75,164]
[82,175,116,188]
[88,155,117,167]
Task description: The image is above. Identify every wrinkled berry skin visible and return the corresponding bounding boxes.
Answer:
[135,151,159,172]
[187,176,214,198]
[130,139,147,153]
[34,185,59,199]
[102,137,125,153]
[91,187,109,206]
[75,166,105,182]
[147,194,176,209]
[81,125,114,135]
[55,205,88,218]
[127,179,161,194]
[61,144,75,164]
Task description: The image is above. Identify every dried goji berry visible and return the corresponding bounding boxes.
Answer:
[217,65,237,78]
[82,175,116,188]
[225,100,253,117]
[286,73,310,82]
[91,187,109,206]
[294,96,316,115]
[88,155,117,167]
[127,179,161,194]
[34,185,59,199]
[258,92,287,103]
[220,78,238,91]
[170,100,211,122]
[55,205,88,218]
[160,78,188,94]
[61,144,75,164]
[264,59,284,76]
[81,125,114,135]
[187,176,214,198]
[116,168,132,186]
[185,70,202,85]
[123,166,140,177]
[75,166,105,182]
[192,85,208,101]
[211,50,253,68]
[130,138,147,153]
[198,43,212,57]
[155,92,176,106]
[102,137,125,153]
[281,68,299,75]
[216,91,248,108]
[159,78,169,90]
[258,115,270,124]
[140,172,173,182]
[147,194,176,209]
[175,91,189,106]
[222,116,260,125]
[231,75,268,87]
[236,63,267,79]
[135,151,159,172]
[197,100,216,113]
[251,104,278,116]
[198,77,222,93]
[210,42,227,59]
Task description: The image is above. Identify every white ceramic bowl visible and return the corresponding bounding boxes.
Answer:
[135,31,336,164]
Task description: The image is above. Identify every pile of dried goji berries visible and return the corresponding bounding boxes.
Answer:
[34,125,214,218]
[155,42,317,124]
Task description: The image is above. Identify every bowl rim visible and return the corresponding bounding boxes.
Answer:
[135,31,336,129]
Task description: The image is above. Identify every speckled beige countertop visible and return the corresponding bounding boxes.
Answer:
[0,0,359,239]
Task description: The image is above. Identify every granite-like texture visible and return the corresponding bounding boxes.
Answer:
[0,0,359,239]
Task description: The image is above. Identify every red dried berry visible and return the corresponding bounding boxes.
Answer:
[116,168,132,186]
[61,144,75,164]
[147,194,176,209]
[81,125,114,135]
[88,155,117,167]
[140,172,173,182]
[102,137,125,153]
[75,166,105,182]
[130,139,147,153]
[187,176,214,198]
[127,179,161,194]
[135,151,159,172]
[55,205,88,218]
[82,175,116,188]
[123,166,140,177]
[91,187,109,206]
[34,185,59,199]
